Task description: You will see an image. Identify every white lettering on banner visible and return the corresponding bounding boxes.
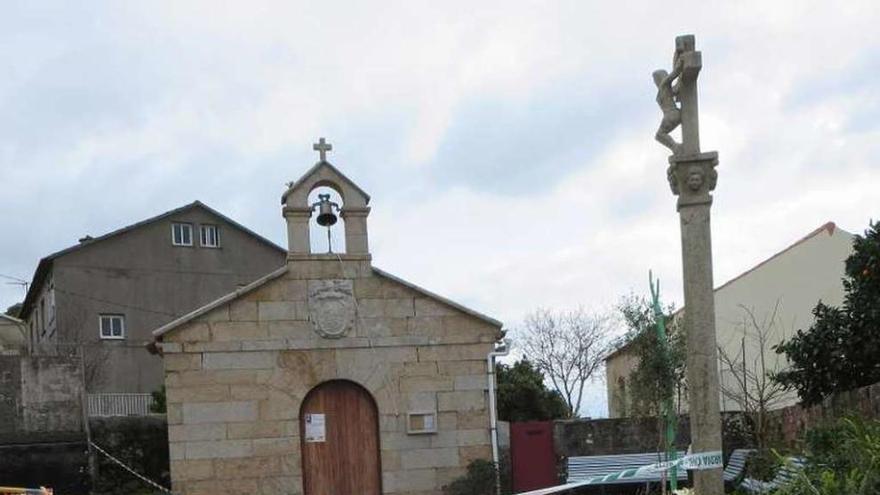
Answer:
[681,451,723,470]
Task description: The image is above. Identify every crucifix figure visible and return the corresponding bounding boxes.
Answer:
[654,35,703,157]
[653,63,683,155]
[313,137,332,162]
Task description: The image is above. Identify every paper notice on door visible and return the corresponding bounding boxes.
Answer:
[304,413,326,443]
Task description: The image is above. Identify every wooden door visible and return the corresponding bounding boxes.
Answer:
[300,380,382,495]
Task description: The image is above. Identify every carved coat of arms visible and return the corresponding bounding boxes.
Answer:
[308,279,356,338]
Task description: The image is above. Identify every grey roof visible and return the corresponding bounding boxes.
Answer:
[0,313,24,325]
[151,264,503,341]
[20,201,286,319]
[280,161,371,204]
[152,265,289,338]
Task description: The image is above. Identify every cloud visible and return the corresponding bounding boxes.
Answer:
[1,0,879,418]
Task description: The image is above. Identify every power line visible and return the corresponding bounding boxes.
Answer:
[21,265,279,316]
[41,341,155,349]
[61,264,278,279]
[53,288,181,317]
[1,273,29,293]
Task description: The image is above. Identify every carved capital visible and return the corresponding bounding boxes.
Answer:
[667,151,719,208]
[339,206,371,218]
[283,206,313,218]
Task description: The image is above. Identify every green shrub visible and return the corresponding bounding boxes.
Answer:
[443,459,496,495]
[443,456,513,495]
[773,417,880,495]
[745,449,783,482]
[149,385,166,414]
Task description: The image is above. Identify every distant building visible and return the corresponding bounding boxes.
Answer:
[0,313,26,353]
[19,201,286,393]
[606,222,854,417]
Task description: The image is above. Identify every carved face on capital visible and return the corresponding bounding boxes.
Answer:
[686,166,705,192]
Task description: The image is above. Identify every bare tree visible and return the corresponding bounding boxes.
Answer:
[519,308,612,417]
[717,302,790,450]
[54,304,111,392]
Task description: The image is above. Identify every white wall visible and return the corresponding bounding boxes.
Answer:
[714,224,853,411]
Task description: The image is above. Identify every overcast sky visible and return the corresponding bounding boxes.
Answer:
[1,1,878,417]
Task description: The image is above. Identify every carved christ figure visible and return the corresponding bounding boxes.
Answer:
[653,68,682,154]
[653,44,686,155]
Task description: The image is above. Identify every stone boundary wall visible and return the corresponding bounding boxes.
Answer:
[0,353,88,492]
[766,381,880,449]
[553,381,880,460]
[553,412,751,459]
[0,353,84,439]
[554,416,692,458]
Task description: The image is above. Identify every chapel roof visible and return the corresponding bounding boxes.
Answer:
[150,264,503,342]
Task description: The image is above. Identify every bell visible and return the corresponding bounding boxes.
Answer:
[315,194,338,227]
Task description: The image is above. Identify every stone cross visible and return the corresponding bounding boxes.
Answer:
[313,137,332,162]
[675,35,702,155]
[654,34,724,495]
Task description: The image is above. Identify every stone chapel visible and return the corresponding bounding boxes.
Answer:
[150,142,505,495]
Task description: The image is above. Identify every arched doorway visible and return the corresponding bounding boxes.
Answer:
[300,380,382,495]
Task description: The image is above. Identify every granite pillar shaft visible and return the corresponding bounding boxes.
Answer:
[679,200,723,495]
[671,152,723,495]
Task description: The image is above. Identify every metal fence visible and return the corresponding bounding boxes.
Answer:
[88,393,153,417]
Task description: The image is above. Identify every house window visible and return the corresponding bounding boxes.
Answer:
[39,299,46,336]
[200,224,220,248]
[171,223,193,246]
[48,282,55,323]
[99,314,125,339]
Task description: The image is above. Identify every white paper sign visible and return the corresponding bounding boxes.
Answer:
[304,413,326,443]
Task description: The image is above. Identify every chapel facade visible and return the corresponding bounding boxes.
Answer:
[151,144,504,495]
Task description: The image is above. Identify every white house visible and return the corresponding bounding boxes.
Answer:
[606,222,854,417]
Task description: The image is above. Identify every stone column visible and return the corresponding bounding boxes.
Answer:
[340,207,371,255]
[668,151,723,494]
[653,34,723,494]
[283,206,313,257]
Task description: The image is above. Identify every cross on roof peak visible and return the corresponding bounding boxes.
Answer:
[313,137,332,162]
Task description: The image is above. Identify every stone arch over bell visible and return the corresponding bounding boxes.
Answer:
[281,159,371,257]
